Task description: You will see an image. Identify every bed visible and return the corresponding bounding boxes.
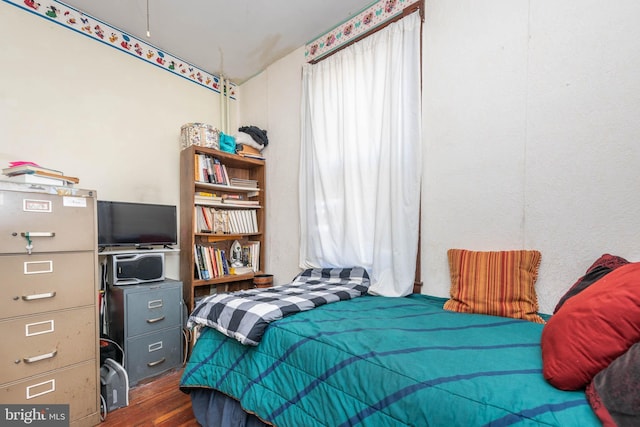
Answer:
[179,263,604,426]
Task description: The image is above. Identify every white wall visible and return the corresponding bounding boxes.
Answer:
[0,2,237,279]
[239,48,305,285]
[242,0,640,313]
[421,0,640,313]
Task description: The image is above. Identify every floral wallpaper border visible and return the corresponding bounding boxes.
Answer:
[4,0,237,99]
[305,0,420,62]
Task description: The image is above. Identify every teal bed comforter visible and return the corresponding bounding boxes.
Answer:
[180,294,600,426]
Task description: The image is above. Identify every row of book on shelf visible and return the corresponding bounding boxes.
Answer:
[195,154,230,185]
[194,241,260,281]
[194,154,259,189]
[196,206,258,234]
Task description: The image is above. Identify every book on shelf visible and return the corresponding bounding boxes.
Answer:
[238,153,266,161]
[229,210,258,234]
[216,209,231,234]
[220,193,259,206]
[213,158,230,185]
[195,154,231,185]
[223,199,259,206]
[248,240,260,272]
[220,250,230,275]
[231,241,260,273]
[194,245,210,280]
[236,145,266,160]
[203,246,214,278]
[222,193,244,201]
[195,195,223,205]
[194,244,231,279]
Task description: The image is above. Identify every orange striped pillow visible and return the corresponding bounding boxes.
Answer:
[443,249,545,324]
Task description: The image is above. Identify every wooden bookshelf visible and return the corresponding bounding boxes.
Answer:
[179,145,266,312]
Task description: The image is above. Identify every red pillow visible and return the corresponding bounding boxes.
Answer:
[553,253,628,314]
[541,262,640,390]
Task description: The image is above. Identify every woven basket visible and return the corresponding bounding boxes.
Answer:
[180,123,219,150]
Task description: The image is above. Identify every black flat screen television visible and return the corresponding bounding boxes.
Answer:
[97,200,177,249]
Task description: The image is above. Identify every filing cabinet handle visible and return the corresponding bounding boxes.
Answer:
[146,316,165,324]
[147,357,166,367]
[24,349,57,364]
[22,291,56,301]
[148,299,163,309]
[21,232,56,238]
[20,232,55,254]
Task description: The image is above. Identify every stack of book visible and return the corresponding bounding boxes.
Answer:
[236,144,265,161]
[229,177,258,188]
[194,191,223,205]
[222,193,259,206]
[2,162,79,187]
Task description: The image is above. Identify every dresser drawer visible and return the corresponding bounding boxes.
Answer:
[0,360,98,425]
[0,252,95,318]
[126,326,182,385]
[0,306,96,384]
[0,190,95,254]
[126,285,182,337]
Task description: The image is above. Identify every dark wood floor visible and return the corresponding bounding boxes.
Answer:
[100,368,199,426]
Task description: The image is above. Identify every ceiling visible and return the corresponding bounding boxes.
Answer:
[60,0,374,84]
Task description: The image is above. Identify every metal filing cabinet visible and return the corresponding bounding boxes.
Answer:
[0,181,100,427]
[107,279,183,385]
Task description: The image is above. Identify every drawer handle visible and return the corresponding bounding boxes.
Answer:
[21,232,56,238]
[148,299,163,309]
[24,349,58,364]
[146,316,165,324]
[20,232,55,255]
[22,291,56,301]
[147,357,166,367]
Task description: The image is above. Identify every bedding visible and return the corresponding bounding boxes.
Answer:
[181,294,600,426]
[187,267,370,346]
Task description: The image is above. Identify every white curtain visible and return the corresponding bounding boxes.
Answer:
[299,12,422,296]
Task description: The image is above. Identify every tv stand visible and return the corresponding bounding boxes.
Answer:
[136,246,154,250]
[98,247,180,256]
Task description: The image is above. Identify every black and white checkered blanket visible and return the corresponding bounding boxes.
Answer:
[187,267,370,346]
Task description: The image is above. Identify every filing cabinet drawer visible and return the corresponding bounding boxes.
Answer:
[0,252,95,318]
[126,285,182,337]
[0,190,95,254]
[125,326,182,385]
[0,360,98,425]
[0,306,96,384]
